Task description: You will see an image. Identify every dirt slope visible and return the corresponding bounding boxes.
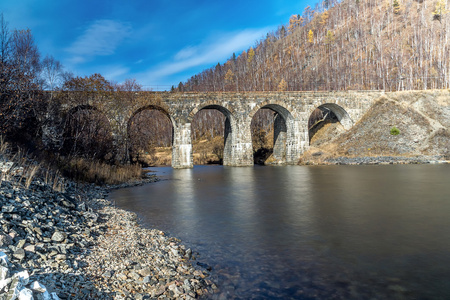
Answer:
[301,90,450,163]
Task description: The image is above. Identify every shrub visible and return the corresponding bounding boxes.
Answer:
[390,126,400,135]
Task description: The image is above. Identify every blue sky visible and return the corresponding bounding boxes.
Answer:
[1,0,311,90]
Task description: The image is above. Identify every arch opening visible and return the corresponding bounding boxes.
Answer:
[190,105,232,165]
[62,105,114,161]
[250,104,293,165]
[308,103,352,146]
[128,106,173,166]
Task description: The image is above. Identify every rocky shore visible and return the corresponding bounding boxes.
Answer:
[0,159,214,299]
[300,154,449,166]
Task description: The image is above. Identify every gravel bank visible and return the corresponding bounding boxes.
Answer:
[300,154,449,165]
[0,159,214,299]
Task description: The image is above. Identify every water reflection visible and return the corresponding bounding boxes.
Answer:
[111,164,450,299]
[225,167,258,242]
[171,168,196,233]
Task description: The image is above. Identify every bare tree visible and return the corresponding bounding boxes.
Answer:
[0,18,43,141]
[41,55,63,98]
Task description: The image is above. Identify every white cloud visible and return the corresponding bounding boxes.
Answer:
[102,65,130,82]
[174,46,200,61]
[67,19,131,64]
[139,27,270,84]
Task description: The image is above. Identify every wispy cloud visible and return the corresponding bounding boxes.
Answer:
[139,27,270,84]
[66,19,131,64]
[102,65,130,82]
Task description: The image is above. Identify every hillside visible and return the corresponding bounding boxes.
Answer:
[301,90,450,164]
[178,0,449,92]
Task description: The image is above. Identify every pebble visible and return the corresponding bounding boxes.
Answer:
[0,156,214,299]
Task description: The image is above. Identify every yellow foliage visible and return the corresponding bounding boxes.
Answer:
[247,47,255,63]
[288,15,303,33]
[224,69,235,83]
[308,29,314,43]
[278,79,288,91]
[320,11,329,25]
[433,0,448,20]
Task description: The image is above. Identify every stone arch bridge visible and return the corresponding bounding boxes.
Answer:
[47,91,384,168]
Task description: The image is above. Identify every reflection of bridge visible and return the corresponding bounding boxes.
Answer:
[46,91,385,168]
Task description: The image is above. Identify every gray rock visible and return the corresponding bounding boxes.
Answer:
[0,234,12,247]
[16,239,26,249]
[13,249,25,261]
[138,267,152,277]
[51,231,66,242]
[2,205,14,213]
[31,280,47,293]
[24,244,35,253]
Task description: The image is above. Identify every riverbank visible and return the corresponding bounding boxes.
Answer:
[299,154,449,165]
[0,157,214,299]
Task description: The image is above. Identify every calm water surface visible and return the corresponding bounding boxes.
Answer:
[110,164,450,299]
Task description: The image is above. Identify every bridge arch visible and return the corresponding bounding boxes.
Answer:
[187,101,236,123]
[129,104,175,129]
[247,100,296,121]
[307,103,353,145]
[188,103,237,165]
[247,101,296,165]
[62,104,114,160]
[127,105,175,165]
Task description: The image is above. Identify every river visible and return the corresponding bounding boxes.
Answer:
[110,164,450,299]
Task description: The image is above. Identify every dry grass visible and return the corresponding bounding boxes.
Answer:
[59,157,143,185]
[1,134,142,188]
[0,136,47,189]
[135,136,225,166]
[193,136,224,164]
[138,147,172,166]
[0,136,7,153]
[23,164,40,189]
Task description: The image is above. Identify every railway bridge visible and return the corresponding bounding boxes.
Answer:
[45,91,385,168]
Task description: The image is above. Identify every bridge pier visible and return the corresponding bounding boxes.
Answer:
[223,118,253,167]
[172,122,193,169]
[272,114,287,163]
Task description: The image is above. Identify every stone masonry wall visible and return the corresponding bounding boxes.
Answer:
[53,90,386,168]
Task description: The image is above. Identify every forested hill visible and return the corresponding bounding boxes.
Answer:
[178,0,449,92]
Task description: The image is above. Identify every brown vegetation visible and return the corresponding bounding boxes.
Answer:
[178,0,450,92]
[56,157,143,185]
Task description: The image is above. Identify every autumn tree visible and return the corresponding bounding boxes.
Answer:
[224,69,236,91]
[433,0,448,21]
[278,78,288,91]
[288,15,303,33]
[0,14,44,144]
[393,0,401,14]
[180,0,450,92]
[308,29,314,43]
